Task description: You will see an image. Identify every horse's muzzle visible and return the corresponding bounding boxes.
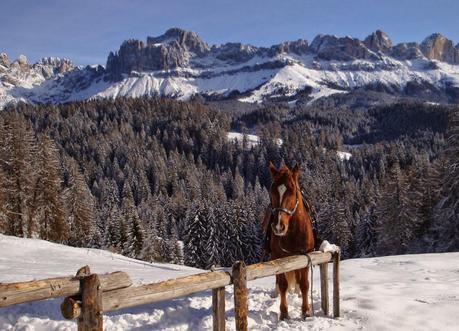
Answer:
[272,223,288,237]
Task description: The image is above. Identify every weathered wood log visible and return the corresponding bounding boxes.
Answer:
[320,263,329,316]
[61,296,81,320]
[102,270,231,312]
[0,271,132,307]
[233,261,248,331]
[76,266,91,278]
[333,251,341,318]
[212,287,225,331]
[245,251,332,281]
[78,274,103,331]
[75,252,333,314]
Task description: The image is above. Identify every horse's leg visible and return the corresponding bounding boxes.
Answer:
[276,273,289,320]
[298,267,311,318]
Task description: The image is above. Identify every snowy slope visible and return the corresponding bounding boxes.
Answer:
[1,234,459,331]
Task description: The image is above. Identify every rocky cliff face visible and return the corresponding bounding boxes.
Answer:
[146,27,210,55]
[104,29,459,81]
[36,57,75,78]
[391,42,423,60]
[106,28,210,79]
[364,30,392,53]
[268,39,309,57]
[420,33,459,64]
[306,34,377,61]
[0,53,10,68]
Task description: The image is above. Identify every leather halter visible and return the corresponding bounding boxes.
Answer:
[271,197,299,216]
[271,188,303,252]
[271,183,300,217]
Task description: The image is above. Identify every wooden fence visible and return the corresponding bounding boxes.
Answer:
[0,251,340,331]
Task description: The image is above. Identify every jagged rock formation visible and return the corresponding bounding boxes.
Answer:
[0,53,10,68]
[213,43,258,63]
[106,28,210,79]
[310,34,378,61]
[364,30,392,53]
[420,33,459,64]
[268,39,309,56]
[1,29,459,108]
[38,57,74,76]
[147,27,210,55]
[391,42,423,60]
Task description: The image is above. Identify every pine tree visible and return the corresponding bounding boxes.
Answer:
[64,158,94,247]
[100,180,123,252]
[375,163,421,255]
[356,211,377,257]
[1,115,37,237]
[0,167,7,233]
[238,198,263,264]
[121,183,144,258]
[320,199,352,257]
[183,200,210,268]
[429,108,459,251]
[35,135,68,243]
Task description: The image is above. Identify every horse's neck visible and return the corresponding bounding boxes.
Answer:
[288,189,306,231]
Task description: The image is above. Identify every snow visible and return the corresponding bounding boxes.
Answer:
[319,240,340,253]
[227,132,260,148]
[337,151,352,161]
[1,234,459,330]
[227,132,283,148]
[322,148,353,161]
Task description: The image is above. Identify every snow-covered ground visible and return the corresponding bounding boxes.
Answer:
[1,234,458,330]
[336,151,352,161]
[227,132,283,148]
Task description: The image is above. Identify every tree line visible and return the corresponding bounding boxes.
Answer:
[0,97,457,269]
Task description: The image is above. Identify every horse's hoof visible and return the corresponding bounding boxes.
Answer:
[279,313,290,321]
[302,310,312,319]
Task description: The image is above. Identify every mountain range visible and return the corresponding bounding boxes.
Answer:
[1,28,459,109]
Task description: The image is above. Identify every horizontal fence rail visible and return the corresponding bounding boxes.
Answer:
[101,270,232,312]
[0,251,340,331]
[246,251,333,281]
[0,270,131,308]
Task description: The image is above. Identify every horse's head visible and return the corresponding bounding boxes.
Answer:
[268,161,300,237]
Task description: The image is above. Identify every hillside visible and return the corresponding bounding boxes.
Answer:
[1,234,458,330]
[1,29,459,109]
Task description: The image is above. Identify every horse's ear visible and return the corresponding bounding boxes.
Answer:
[268,161,278,177]
[292,162,300,182]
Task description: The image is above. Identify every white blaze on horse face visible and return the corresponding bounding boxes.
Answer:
[278,184,287,205]
[275,184,287,234]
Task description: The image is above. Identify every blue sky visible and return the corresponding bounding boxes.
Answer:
[1,0,458,65]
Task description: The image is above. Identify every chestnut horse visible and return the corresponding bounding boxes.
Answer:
[262,162,315,320]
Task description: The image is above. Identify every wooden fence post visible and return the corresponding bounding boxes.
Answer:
[333,251,341,318]
[78,272,103,331]
[319,262,329,316]
[212,287,225,331]
[232,261,248,331]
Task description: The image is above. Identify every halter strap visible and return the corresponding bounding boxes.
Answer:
[271,183,300,217]
[271,198,299,216]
